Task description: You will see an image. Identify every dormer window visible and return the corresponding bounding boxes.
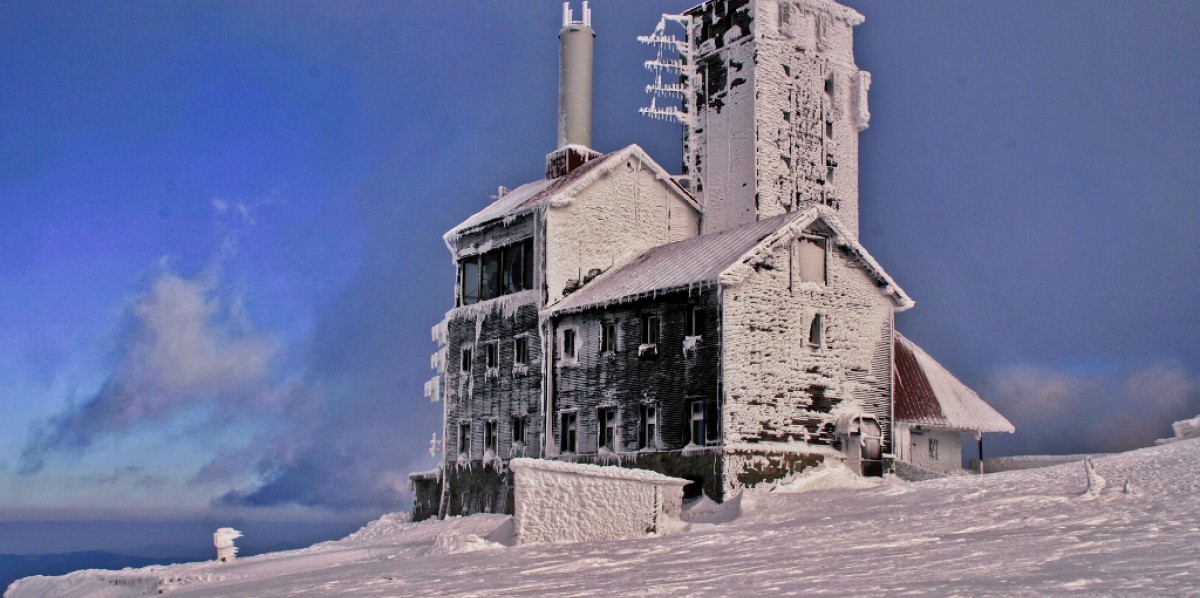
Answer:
[458,239,534,306]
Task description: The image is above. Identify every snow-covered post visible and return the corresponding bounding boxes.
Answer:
[214,528,243,562]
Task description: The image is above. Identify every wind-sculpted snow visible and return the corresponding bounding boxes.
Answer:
[10,439,1200,596]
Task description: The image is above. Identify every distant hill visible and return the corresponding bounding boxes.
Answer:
[0,552,195,593]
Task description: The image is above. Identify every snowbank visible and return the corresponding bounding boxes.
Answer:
[509,458,688,544]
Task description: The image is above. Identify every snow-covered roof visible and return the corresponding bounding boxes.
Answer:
[444,145,698,243]
[550,206,912,314]
[893,332,1015,434]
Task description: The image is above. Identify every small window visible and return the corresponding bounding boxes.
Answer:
[928,438,939,460]
[514,337,529,366]
[481,251,501,301]
[824,75,835,96]
[598,408,617,451]
[601,321,616,353]
[458,422,471,458]
[639,404,657,450]
[511,416,526,445]
[485,343,498,369]
[809,314,823,347]
[484,421,497,454]
[460,347,473,372]
[560,412,577,453]
[640,314,660,353]
[460,259,481,306]
[685,307,705,337]
[502,243,524,295]
[689,400,706,446]
[562,329,576,359]
[797,236,826,284]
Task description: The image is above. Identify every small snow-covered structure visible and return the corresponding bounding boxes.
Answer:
[1156,414,1200,445]
[892,332,1014,477]
[213,528,242,563]
[509,458,687,544]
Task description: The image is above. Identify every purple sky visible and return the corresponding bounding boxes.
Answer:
[1,1,1197,554]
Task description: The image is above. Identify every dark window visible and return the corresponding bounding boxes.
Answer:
[511,416,526,445]
[485,343,497,369]
[601,321,616,353]
[685,307,705,337]
[929,438,939,460]
[461,260,481,305]
[502,243,524,295]
[639,404,657,450]
[460,347,472,372]
[690,400,706,445]
[481,251,501,300]
[640,315,660,346]
[514,337,528,365]
[562,328,576,359]
[458,239,535,306]
[560,412,577,453]
[809,314,823,347]
[598,408,616,451]
[484,421,497,454]
[458,422,471,458]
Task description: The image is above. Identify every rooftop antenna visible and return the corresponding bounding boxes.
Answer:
[638,13,696,185]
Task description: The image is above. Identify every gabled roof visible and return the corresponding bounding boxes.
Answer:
[893,332,1015,434]
[444,144,698,244]
[550,206,912,314]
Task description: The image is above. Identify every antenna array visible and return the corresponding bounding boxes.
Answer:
[638,14,698,186]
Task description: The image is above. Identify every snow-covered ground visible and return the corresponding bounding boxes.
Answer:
[9,438,1200,597]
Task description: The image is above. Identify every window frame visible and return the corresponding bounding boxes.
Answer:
[458,422,471,458]
[638,404,658,450]
[561,328,577,360]
[598,407,617,452]
[514,336,529,366]
[560,411,578,454]
[808,313,823,347]
[684,306,705,338]
[511,415,526,446]
[457,238,535,306]
[484,342,498,370]
[484,420,497,455]
[600,320,617,354]
[689,400,706,446]
[460,347,473,373]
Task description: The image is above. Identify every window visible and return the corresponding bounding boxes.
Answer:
[511,416,526,445]
[808,314,823,347]
[460,347,472,372]
[457,239,535,306]
[560,412,577,453]
[458,422,471,458]
[562,328,576,359]
[484,421,497,455]
[600,321,616,353]
[598,408,617,451]
[797,236,826,284]
[639,314,660,356]
[684,307,705,337]
[928,438,939,460]
[639,404,657,450]
[689,400,706,446]
[514,337,528,366]
[485,343,498,369]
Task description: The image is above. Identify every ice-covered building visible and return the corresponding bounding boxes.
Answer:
[412,0,1013,521]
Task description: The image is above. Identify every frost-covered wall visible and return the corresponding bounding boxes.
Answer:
[719,221,893,493]
[895,426,964,474]
[544,149,699,305]
[686,0,869,235]
[510,458,688,544]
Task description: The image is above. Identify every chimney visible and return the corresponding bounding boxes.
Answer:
[546,2,602,179]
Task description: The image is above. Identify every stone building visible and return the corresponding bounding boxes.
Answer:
[412,0,1012,521]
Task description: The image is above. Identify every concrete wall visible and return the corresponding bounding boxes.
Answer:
[544,151,700,305]
[895,426,964,474]
[510,458,688,544]
[686,0,869,235]
[720,222,893,494]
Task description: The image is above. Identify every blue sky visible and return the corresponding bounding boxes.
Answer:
[1,1,1197,553]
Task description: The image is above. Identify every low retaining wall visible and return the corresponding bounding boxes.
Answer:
[510,458,688,545]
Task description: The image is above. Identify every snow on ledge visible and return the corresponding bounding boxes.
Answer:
[509,457,688,484]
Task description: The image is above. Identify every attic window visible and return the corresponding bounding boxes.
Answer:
[685,307,705,338]
[639,314,660,356]
[797,235,827,285]
[458,239,534,306]
[809,314,823,347]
